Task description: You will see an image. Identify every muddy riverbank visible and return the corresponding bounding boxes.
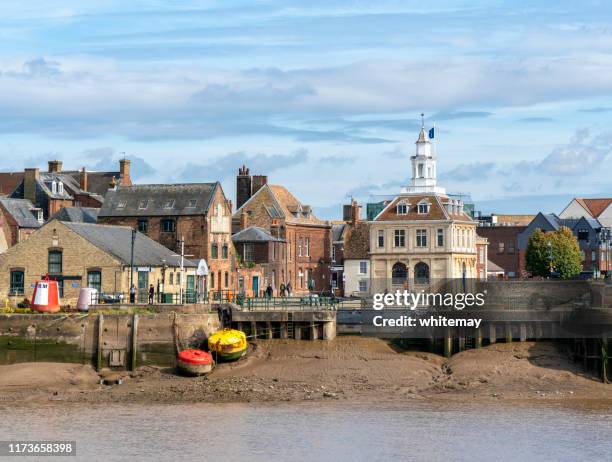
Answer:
[1,338,610,406]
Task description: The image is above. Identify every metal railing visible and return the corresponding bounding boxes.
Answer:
[243,295,341,311]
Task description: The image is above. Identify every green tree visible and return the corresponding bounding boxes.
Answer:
[525,226,582,278]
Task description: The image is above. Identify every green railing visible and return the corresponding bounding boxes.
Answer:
[244,295,341,311]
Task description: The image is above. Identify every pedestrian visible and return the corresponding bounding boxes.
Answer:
[148,284,155,304]
[129,284,136,304]
[266,284,273,299]
[286,281,292,297]
[279,282,286,297]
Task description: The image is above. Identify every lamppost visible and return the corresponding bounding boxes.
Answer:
[547,241,554,278]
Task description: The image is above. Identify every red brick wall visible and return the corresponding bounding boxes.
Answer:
[476,226,524,277]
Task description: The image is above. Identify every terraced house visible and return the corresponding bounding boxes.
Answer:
[97,183,233,296]
[232,167,332,295]
[369,126,478,293]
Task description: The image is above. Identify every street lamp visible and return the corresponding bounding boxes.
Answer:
[547,241,554,278]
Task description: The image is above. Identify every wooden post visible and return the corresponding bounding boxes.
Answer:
[458,336,465,352]
[266,322,273,339]
[444,330,452,358]
[475,327,482,349]
[505,323,513,343]
[489,323,496,344]
[251,322,257,340]
[131,314,139,371]
[519,323,527,342]
[96,314,104,371]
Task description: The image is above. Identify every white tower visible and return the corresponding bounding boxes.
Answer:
[401,114,446,195]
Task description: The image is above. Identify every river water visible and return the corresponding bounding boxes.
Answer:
[1,402,611,461]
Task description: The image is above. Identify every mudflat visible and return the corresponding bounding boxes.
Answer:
[0,338,610,406]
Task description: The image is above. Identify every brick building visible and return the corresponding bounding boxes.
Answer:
[98,183,233,295]
[0,221,196,305]
[232,167,332,294]
[0,198,43,252]
[476,214,533,278]
[232,226,284,297]
[7,159,132,219]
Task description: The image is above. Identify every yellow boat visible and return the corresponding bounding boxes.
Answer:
[208,329,247,361]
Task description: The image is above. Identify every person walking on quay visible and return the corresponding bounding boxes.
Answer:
[129,284,136,304]
[279,282,286,297]
[265,284,273,299]
[286,281,292,297]
[148,284,155,304]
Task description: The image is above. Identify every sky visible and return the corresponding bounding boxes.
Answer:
[1,0,612,218]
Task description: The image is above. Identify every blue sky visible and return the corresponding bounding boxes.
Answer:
[1,0,612,218]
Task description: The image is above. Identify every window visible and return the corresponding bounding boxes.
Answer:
[137,219,148,233]
[222,244,228,259]
[224,271,229,288]
[417,202,429,214]
[416,229,427,247]
[138,200,148,209]
[359,280,368,292]
[507,242,515,255]
[497,242,505,254]
[87,271,101,292]
[48,250,62,274]
[244,243,254,262]
[580,250,585,262]
[359,261,368,274]
[592,251,596,262]
[170,272,174,285]
[332,245,336,262]
[305,238,310,257]
[394,229,406,247]
[418,163,424,177]
[378,230,384,248]
[298,238,303,257]
[271,242,275,261]
[437,229,444,247]
[414,262,430,284]
[9,270,24,295]
[163,199,175,209]
[211,243,218,259]
[161,218,175,232]
[187,199,197,208]
[51,180,57,194]
[396,203,408,215]
[57,182,64,194]
[117,200,127,210]
[177,272,181,286]
[577,228,589,241]
[210,272,214,288]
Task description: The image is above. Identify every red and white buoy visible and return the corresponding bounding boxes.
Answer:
[177,349,214,375]
[31,275,61,313]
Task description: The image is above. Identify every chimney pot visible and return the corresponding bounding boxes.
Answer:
[48,160,62,173]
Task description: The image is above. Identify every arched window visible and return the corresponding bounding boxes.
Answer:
[414,262,430,284]
[392,262,408,285]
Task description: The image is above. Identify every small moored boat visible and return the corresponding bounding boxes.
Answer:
[208,329,247,362]
[177,349,214,375]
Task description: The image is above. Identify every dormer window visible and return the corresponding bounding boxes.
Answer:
[51,180,57,194]
[163,199,175,209]
[138,199,149,209]
[396,202,408,215]
[57,181,64,194]
[117,200,127,210]
[187,199,197,208]
[417,200,430,214]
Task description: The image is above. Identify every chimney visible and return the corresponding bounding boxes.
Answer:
[351,199,361,226]
[119,158,131,185]
[48,160,62,173]
[80,167,88,192]
[24,168,39,204]
[236,165,252,210]
[252,174,268,195]
[240,208,248,230]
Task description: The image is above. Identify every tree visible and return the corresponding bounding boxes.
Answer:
[525,226,582,279]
